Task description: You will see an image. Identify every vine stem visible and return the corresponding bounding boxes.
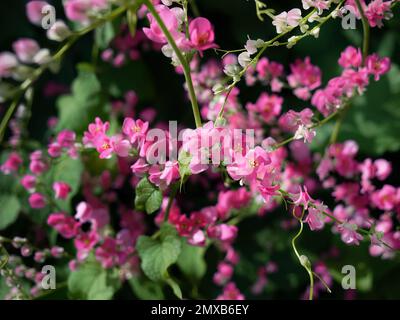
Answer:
[164,183,179,223]
[143,0,202,128]
[291,207,314,300]
[0,4,129,144]
[354,0,370,64]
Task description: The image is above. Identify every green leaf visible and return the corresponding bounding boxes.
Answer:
[136,224,181,282]
[134,177,162,214]
[68,259,120,300]
[178,150,192,190]
[56,70,106,134]
[177,242,207,282]
[95,21,116,50]
[165,277,182,300]
[0,195,20,230]
[129,276,165,300]
[49,156,83,212]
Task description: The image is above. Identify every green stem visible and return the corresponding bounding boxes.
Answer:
[164,183,179,223]
[354,0,370,64]
[143,0,202,128]
[291,208,314,300]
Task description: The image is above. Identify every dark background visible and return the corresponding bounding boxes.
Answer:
[1,0,400,299]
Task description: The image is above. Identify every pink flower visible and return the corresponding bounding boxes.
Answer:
[29,193,47,209]
[47,212,80,239]
[374,159,391,181]
[371,185,398,211]
[187,229,206,246]
[338,46,362,69]
[287,57,321,100]
[366,54,391,81]
[48,143,62,158]
[26,1,49,25]
[213,262,234,285]
[291,186,314,210]
[57,130,76,148]
[21,175,36,192]
[227,146,270,182]
[143,5,180,44]
[0,52,18,78]
[122,118,149,145]
[75,201,93,222]
[130,158,150,175]
[189,17,217,53]
[64,0,91,24]
[207,224,238,243]
[246,93,282,123]
[95,135,130,159]
[279,108,314,132]
[53,182,72,200]
[159,161,180,186]
[74,231,99,260]
[83,117,110,147]
[338,223,363,245]
[0,152,23,174]
[216,282,245,300]
[365,0,392,28]
[95,237,119,268]
[175,215,194,237]
[12,38,40,63]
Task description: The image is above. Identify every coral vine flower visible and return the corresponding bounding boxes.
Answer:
[29,193,47,209]
[272,9,302,34]
[53,182,72,200]
[47,212,80,239]
[189,17,218,53]
[122,118,149,145]
[227,146,271,182]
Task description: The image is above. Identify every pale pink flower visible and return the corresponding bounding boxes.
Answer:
[0,52,18,78]
[12,38,40,63]
[26,1,49,25]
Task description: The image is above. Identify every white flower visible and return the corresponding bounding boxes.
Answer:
[244,38,264,55]
[294,125,316,143]
[238,52,252,67]
[33,49,51,65]
[47,21,71,42]
[272,8,302,34]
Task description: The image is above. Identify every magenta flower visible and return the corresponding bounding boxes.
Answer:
[366,54,391,81]
[29,193,47,209]
[74,231,99,261]
[338,46,362,69]
[0,152,23,174]
[53,181,72,200]
[47,212,80,239]
[189,17,217,53]
[21,175,36,192]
